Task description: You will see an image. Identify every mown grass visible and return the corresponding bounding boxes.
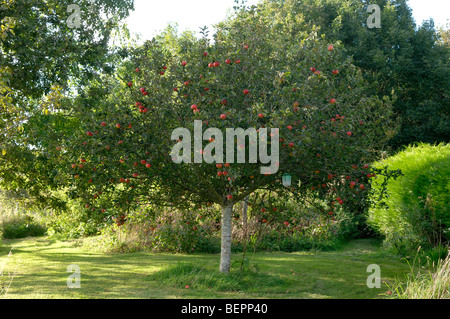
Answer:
[0,236,411,299]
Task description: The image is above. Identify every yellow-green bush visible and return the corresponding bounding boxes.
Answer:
[368,143,450,253]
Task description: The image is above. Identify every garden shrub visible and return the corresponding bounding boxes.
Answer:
[1,213,47,239]
[368,143,450,253]
[84,193,356,254]
[85,206,221,253]
[45,196,105,239]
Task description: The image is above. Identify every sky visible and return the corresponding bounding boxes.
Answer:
[125,0,449,41]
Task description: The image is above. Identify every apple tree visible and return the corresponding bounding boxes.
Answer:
[59,5,396,272]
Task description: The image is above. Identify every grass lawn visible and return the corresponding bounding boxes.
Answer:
[0,236,411,299]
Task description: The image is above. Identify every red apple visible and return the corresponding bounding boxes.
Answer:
[332,70,339,75]
[181,61,187,66]
[328,44,334,51]
[220,114,226,120]
[310,67,316,72]
[127,82,133,87]
[225,59,231,64]
[146,163,151,168]
[258,113,264,118]
[243,89,249,95]
[330,98,336,104]
[347,131,352,136]
[135,68,140,72]
[214,61,220,67]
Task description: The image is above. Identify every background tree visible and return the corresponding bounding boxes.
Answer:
[0,0,135,206]
[259,0,449,148]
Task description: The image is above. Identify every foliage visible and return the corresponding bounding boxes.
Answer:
[368,143,450,253]
[232,192,356,252]
[260,0,449,148]
[0,0,134,99]
[88,206,220,253]
[0,212,46,239]
[83,191,361,254]
[0,190,47,239]
[386,250,450,299]
[0,0,135,208]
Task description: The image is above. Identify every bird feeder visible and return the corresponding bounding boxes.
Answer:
[282,173,292,187]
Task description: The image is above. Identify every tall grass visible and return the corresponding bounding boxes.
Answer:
[0,202,47,239]
[388,250,450,299]
[150,262,286,292]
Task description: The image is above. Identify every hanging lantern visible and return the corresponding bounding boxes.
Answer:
[282,173,292,187]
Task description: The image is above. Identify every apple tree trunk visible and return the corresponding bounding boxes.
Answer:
[219,204,233,273]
